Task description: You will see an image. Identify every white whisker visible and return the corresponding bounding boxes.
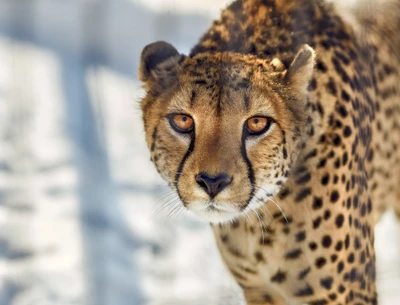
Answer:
[270,195,288,223]
[251,208,265,246]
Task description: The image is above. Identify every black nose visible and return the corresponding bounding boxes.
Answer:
[195,173,233,198]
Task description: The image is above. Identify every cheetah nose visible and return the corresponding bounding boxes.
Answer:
[195,172,233,198]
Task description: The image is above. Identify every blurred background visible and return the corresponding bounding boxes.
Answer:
[0,0,399,305]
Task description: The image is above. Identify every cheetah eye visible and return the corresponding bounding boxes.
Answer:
[169,114,195,133]
[245,116,271,136]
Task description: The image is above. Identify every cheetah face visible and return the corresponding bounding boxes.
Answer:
[139,42,315,223]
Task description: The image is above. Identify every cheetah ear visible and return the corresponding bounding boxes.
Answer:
[139,41,183,83]
[285,44,316,93]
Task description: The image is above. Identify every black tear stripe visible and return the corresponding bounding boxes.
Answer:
[174,132,196,206]
[240,130,255,211]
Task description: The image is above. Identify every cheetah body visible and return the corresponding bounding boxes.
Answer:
[139,0,400,304]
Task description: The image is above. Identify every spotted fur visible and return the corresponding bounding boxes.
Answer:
[139,0,400,304]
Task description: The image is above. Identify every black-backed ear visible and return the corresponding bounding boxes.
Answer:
[139,41,181,82]
[285,44,316,93]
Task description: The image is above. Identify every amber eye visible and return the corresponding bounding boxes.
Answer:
[169,114,194,133]
[246,117,271,135]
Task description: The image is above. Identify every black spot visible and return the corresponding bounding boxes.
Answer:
[297,267,311,280]
[336,105,348,118]
[333,175,339,184]
[327,78,337,95]
[271,270,287,283]
[360,251,366,264]
[331,57,350,83]
[334,158,341,168]
[316,257,327,268]
[320,276,334,290]
[279,188,291,199]
[348,253,355,263]
[345,234,350,249]
[286,248,302,259]
[260,236,274,246]
[332,134,342,146]
[335,50,350,65]
[255,251,265,262]
[321,174,330,185]
[334,120,342,129]
[353,195,359,208]
[295,188,312,202]
[322,235,332,248]
[342,152,348,165]
[313,217,322,229]
[296,231,307,242]
[335,241,343,251]
[295,284,314,296]
[316,102,324,116]
[296,172,311,184]
[343,126,352,137]
[294,165,308,174]
[330,191,339,203]
[193,79,207,85]
[308,78,317,91]
[341,89,351,102]
[337,261,345,273]
[349,267,358,282]
[317,60,328,72]
[309,242,318,251]
[359,202,367,216]
[317,158,327,168]
[304,149,318,160]
[354,237,362,250]
[335,214,345,228]
[282,147,288,160]
[312,197,323,210]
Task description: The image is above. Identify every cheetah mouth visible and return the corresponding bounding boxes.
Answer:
[205,205,221,212]
[187,200,242,223]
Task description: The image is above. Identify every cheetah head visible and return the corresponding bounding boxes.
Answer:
[139,41,315,223]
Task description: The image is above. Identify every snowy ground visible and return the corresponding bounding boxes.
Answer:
[0,1,399,305]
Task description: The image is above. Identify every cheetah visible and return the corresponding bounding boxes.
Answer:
[138,0,400,304]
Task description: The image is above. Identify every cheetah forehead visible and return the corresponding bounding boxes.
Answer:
[181,52,285,82]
